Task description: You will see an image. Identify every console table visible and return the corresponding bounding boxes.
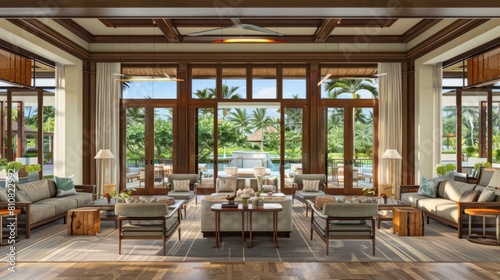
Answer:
[211,203,282,248]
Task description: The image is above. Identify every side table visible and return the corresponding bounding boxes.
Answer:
[0,209,21,245]
[464,208,500,246]
[67,207,100,235]
[393,207,424,236]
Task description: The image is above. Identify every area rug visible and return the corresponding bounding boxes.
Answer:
[2,201,500,263]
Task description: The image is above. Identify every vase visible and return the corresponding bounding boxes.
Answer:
[383,197,387,204]
[106,197,112,204]
[241,197,249,206]
[28,171,39,182]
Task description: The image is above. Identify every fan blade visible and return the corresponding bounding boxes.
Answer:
[237,24,283,36]
[230,18,242,25]
[185,27,227,36]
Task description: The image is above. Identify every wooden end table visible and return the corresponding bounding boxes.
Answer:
[377,198,413,229]
[393,207,424,236]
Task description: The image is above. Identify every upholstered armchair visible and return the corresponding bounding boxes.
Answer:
[292,174,327,216]
[166,174,198,217]
[115,202,181,256]
[308,201,378,256]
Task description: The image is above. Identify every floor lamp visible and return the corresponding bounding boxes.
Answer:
[382,149,402,199]
[95,149,115,196]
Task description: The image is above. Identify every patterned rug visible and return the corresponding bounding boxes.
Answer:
[3,201,500,263]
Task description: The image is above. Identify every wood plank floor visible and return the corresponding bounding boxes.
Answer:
[1,262,499,279]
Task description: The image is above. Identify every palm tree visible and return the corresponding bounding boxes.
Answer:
[193,88,215,99]
[214,85,243,117]
[226,108,251,134]
[249,108,274,151]
[324,79,378,99]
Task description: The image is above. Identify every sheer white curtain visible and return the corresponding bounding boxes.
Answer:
[433,63,443,170]
[54,63,65,177]
[377,63,402,190]
[95,63,121,194]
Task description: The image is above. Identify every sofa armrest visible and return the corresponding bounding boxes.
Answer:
[75,184,96,200]
[456,201,500,209]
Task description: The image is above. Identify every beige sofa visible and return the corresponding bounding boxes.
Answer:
[0,179,95,238]
[200,195,292,237]
[399,177,500,238]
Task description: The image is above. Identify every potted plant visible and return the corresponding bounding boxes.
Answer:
[25,163,42,182]
[5,161,24,184]
[435,163,456,176]
[0,158,7,179]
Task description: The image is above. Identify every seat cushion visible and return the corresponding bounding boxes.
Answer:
[67,192,93,207]
[29,203,57,224]
[37,197,78,215]
[295,190,325,200]
[167,191,195,201]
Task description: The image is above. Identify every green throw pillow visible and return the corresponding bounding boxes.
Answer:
[55,176,77,197]
[417,176,438,197]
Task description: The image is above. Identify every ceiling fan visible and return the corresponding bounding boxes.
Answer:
[186,18,283,37]
[114,73,184,82]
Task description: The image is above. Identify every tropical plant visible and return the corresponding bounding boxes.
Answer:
[25,164,42,173]
[249,108,274,151]
[0,158,7,169]
[6,161,24,172]
[324,79,378,99]
[474,161,492,171]
[435,163,456,175]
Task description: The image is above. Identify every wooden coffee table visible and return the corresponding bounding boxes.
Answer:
[376,198,413,229]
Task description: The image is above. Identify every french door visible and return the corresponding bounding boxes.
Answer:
[325,100,378,194]
[122,102,174,195]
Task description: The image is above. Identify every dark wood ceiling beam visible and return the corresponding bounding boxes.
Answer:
[407,19,489,60]
[7,19,89,60]
[153,18,180,42]
[89,51,407,63]
[315,18,340,42]
[99,19,155,27]
[99,19,115,27]
[402,19,442,43]
[92,35,168,44]
[53,19,95,43]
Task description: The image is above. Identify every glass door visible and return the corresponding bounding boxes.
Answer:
[123,104,173,195]
[195,107,216,193]
[326,103,376,194]
[457,89,492,174]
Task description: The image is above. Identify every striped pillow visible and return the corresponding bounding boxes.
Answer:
[302,180,320,192]
[173,180,190,192]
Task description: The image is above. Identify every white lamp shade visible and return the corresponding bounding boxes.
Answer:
[94,149,115,159]
[382,149,402,159]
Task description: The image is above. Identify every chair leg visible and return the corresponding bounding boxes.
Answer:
[184,204,187,218]
[305,203,309,217]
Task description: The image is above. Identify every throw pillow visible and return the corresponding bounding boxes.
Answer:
[417,176,438,198]
[217,176,237,192]
[477,188,496,202]
[14,190,31,202]
[315,195,336,210]
[126,196,176,205]
[261,185,275,192]
[459,190,480,202]
[302,180,320,192]
[173,180,190,192]
[54,176,77,197]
